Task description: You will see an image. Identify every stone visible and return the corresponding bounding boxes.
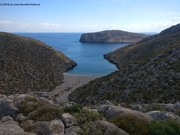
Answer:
[29,92,58,104]
[65,126,81,135]
[131,104,142,111]
[0,116,35,135]
[0,94,6,100]
[105,106,152,121]
[146,110,180,121]
[0,96,19,119]
[20,120,34,133]
[21,120,65,135]
[49,119,64,135]
[98,105,111,113]
[61,113,77,128]
[32,121,50,135]
[16,113,27,123]
[90,120,129,135]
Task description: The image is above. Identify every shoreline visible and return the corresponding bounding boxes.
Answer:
[50,72,101,103]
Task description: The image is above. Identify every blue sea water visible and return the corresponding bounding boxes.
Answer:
[15,33,129,76]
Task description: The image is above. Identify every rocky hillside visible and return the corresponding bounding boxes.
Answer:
[79,30,149,43]
[0,93,180,135]
[69,24,180,105]
[104,24,180,69]
[0,32,77,95]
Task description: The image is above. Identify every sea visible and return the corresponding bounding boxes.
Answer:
[15,33,130,76]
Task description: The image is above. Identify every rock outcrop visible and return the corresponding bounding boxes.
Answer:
[0,116,35,135]
[79,30,148,43]
[0,32,77,95]
[90,120,129,135]
[146,111,180,121]
[0,93,179,135]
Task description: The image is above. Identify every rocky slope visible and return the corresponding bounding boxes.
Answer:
[0,93,180,135]
[69,23,180,105]
[0,32,77,95]
[79,30,149,43]
[104,24,180,69]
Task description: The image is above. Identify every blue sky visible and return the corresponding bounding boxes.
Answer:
[0,0,180,32]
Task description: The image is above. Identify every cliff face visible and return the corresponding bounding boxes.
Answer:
[0,32,77,95]
[79,30,149,43]
[69,24,180,105]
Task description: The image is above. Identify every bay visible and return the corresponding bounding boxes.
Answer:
[15,33,129,76]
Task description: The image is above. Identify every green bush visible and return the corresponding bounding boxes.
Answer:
[110,114,149,135]
[174,109,180,117]
[18,97,41,116]
[29,104,64,121]
[142,103,166,112]
[64,104,83,113]
[74,108,103,135]
[148,120,180,135]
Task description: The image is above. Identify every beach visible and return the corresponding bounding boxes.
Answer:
[50,73,100,103]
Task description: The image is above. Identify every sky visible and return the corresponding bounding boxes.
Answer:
[0,0,180,33]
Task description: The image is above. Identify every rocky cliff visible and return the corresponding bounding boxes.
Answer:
[69,24,180,105]
[79,30,149,43]
[0,32,77,95]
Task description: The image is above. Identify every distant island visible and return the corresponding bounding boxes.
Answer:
[79,30,149,43]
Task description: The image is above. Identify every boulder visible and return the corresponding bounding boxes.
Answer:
[0,96,19,119]
[16,113,27,123]
[90,120,129,135]
[98,105,113,113]
[65,126,81,135]
[21,119,65,135]
[146,110,180,121]
[49,120,65,135]
[29,92,58,104]
[0,116,35,135]
[105,106,152,121]
[0,94,6,100]
[61,113,77,128]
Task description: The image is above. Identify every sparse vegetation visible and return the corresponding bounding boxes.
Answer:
[18,96,64,121]
[29,104,63,121]
[110,114,149,135]
[148,120,180,135]
[64,104,83,113]
[18,96,41,116]
[74,108,103,135]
